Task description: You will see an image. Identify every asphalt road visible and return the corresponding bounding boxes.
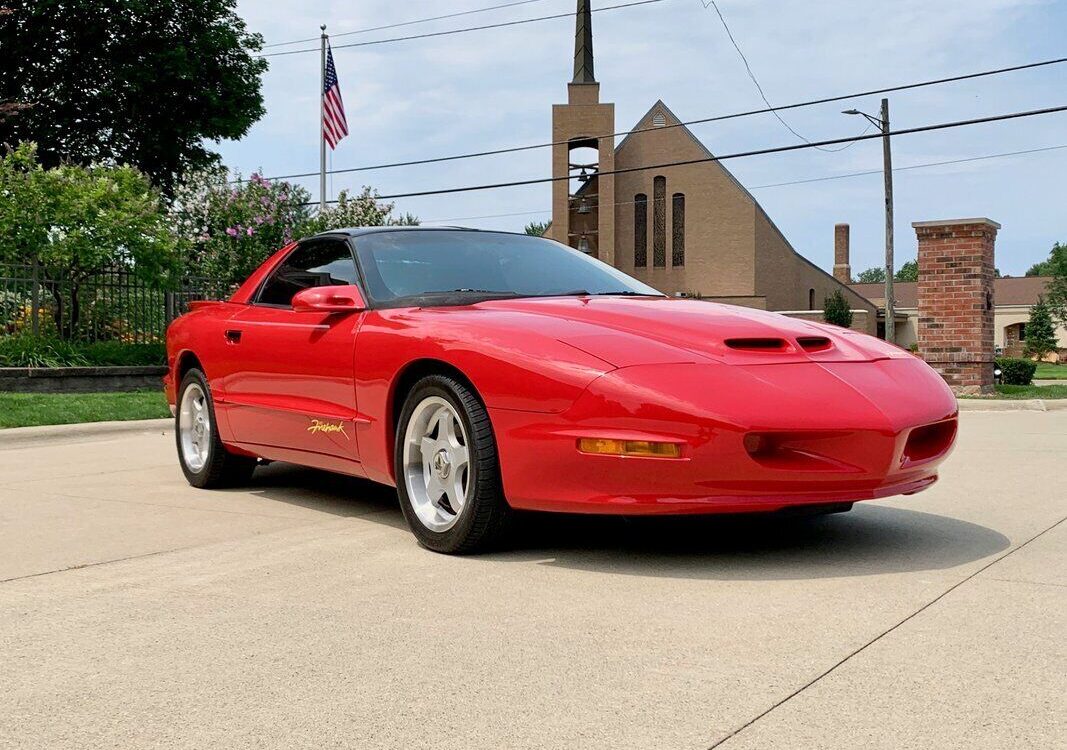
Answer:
[1,412,1064,749]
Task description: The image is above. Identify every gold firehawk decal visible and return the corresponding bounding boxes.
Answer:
[307,419,350,440]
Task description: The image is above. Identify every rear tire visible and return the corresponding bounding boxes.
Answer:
[176,368,257,489]
[395,375,511,554]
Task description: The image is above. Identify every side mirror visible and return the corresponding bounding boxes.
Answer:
[291,285,367,314]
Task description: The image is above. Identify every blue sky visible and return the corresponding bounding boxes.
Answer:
[222,0,1067,277]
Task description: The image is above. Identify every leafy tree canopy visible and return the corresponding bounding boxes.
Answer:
[895,261,918,282]
[0,143,178,282]
[823,289,853,328]
[1027,259,1054,277]
[524,221,550,237]
[1043,242,1067,329]
[0,0,267,194]
[855,267,885,284]
[856,261,1000,283]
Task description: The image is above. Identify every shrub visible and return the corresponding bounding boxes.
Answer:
[996,357,1037,386]
[79,341,167,367]
[0,334,166,368]
[823,289,853,328]
[0,333,88,367]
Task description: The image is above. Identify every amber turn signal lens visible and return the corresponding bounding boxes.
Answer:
[577,438,683,458]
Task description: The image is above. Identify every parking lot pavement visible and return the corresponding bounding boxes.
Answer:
[1,413,1063,750]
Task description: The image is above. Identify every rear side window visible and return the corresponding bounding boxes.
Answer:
[257,241,358,307]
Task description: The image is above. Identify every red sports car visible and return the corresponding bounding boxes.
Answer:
[166,227,958,553]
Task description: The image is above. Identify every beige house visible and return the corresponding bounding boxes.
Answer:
[851,277,1067,356]
[544,1,876,334]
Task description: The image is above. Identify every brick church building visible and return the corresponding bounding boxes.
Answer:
[543,0,877,333]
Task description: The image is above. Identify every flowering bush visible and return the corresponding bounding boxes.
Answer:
[172,171,419,286]
[171,169,312,286]
[302,187,419,235]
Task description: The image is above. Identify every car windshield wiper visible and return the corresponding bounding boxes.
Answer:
[536,290,664,298]
[588,291,664,297]
[441,289,523,296]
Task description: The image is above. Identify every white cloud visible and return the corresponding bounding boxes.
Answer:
[225,0,1067,274]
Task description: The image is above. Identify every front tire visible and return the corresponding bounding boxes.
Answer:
[395,375,511,554]
[176,369,256,489]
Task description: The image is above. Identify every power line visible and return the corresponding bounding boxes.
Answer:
[303,104,1067,203]
[418,144,1067,224]
[703,0,867,152]
[259,0,673,58]
[262,0,554,49]
[252,56,1067,182]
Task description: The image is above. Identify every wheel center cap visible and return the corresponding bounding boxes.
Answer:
[432,449,451,479]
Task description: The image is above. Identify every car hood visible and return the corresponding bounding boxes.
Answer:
[472,296,907,368]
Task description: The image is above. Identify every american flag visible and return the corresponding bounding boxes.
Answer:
[322,44,348,149]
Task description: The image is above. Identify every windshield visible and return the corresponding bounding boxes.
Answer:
[353,230,663,306]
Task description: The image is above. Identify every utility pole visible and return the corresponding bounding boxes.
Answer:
[319,24,327,212]
[844,99,896,342]
[881,98,896,344]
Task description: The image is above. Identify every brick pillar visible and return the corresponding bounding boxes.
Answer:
[914,218,999,395]
[833,224,852,283]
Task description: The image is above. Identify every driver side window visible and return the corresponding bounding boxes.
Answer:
[257,241,359,307]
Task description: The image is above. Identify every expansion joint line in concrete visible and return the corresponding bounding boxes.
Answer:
[706,515,1067,749]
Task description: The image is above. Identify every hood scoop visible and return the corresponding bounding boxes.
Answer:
[797,336,833,353]
[726,338,790,352]
[725,336,834,355]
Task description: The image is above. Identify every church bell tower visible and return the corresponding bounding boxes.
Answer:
[548,0,616,265]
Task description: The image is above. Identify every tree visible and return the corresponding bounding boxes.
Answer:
[0,1,267,194]
[823,289,853,328]
[1044,242,1067,330]
[1027,259,1054,277]
[856,267,886,284]
[1024,297,1059,361]
[895,261,918,282]
[0,143,179,337]
[524,221,550,237]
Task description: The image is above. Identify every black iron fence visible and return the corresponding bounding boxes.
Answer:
[0,263,232,344]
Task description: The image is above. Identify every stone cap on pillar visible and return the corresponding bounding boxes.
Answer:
[912,218,1001,230]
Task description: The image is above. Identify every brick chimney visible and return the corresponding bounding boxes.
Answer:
[914,218,999,395]
[833,224,852,283]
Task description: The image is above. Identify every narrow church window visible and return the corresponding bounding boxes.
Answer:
[653,176,666,268]
[634,194,648,267]
[809,288,816,310]
[672,193,685,267]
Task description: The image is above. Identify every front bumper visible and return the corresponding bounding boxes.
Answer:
[490,359,958,515]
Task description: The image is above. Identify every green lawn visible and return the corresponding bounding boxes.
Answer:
[0,390,171,429]
[1033,362,1067,380]
[991,384,1067,400]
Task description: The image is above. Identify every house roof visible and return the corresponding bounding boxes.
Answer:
[851,276,1052,308]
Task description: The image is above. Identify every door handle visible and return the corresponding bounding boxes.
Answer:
[225,329,243,344]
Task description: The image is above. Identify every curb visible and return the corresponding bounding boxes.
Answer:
[0,418,173,448]
[957,399,1067,412]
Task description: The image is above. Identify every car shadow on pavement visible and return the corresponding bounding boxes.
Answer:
[243,463,1010,581]
[495,506,1011,580]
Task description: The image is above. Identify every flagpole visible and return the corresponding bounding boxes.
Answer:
[319,24,327,212]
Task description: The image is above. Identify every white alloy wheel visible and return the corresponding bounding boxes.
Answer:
[402,396,472,532]
[179,382,211,473]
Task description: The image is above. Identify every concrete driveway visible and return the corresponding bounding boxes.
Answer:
[1,412,1063,749]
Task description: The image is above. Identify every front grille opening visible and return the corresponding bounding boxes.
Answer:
[797,336,832,353]
[743,431,859,472]
[726,338,789,352]
[902,420,957,466]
